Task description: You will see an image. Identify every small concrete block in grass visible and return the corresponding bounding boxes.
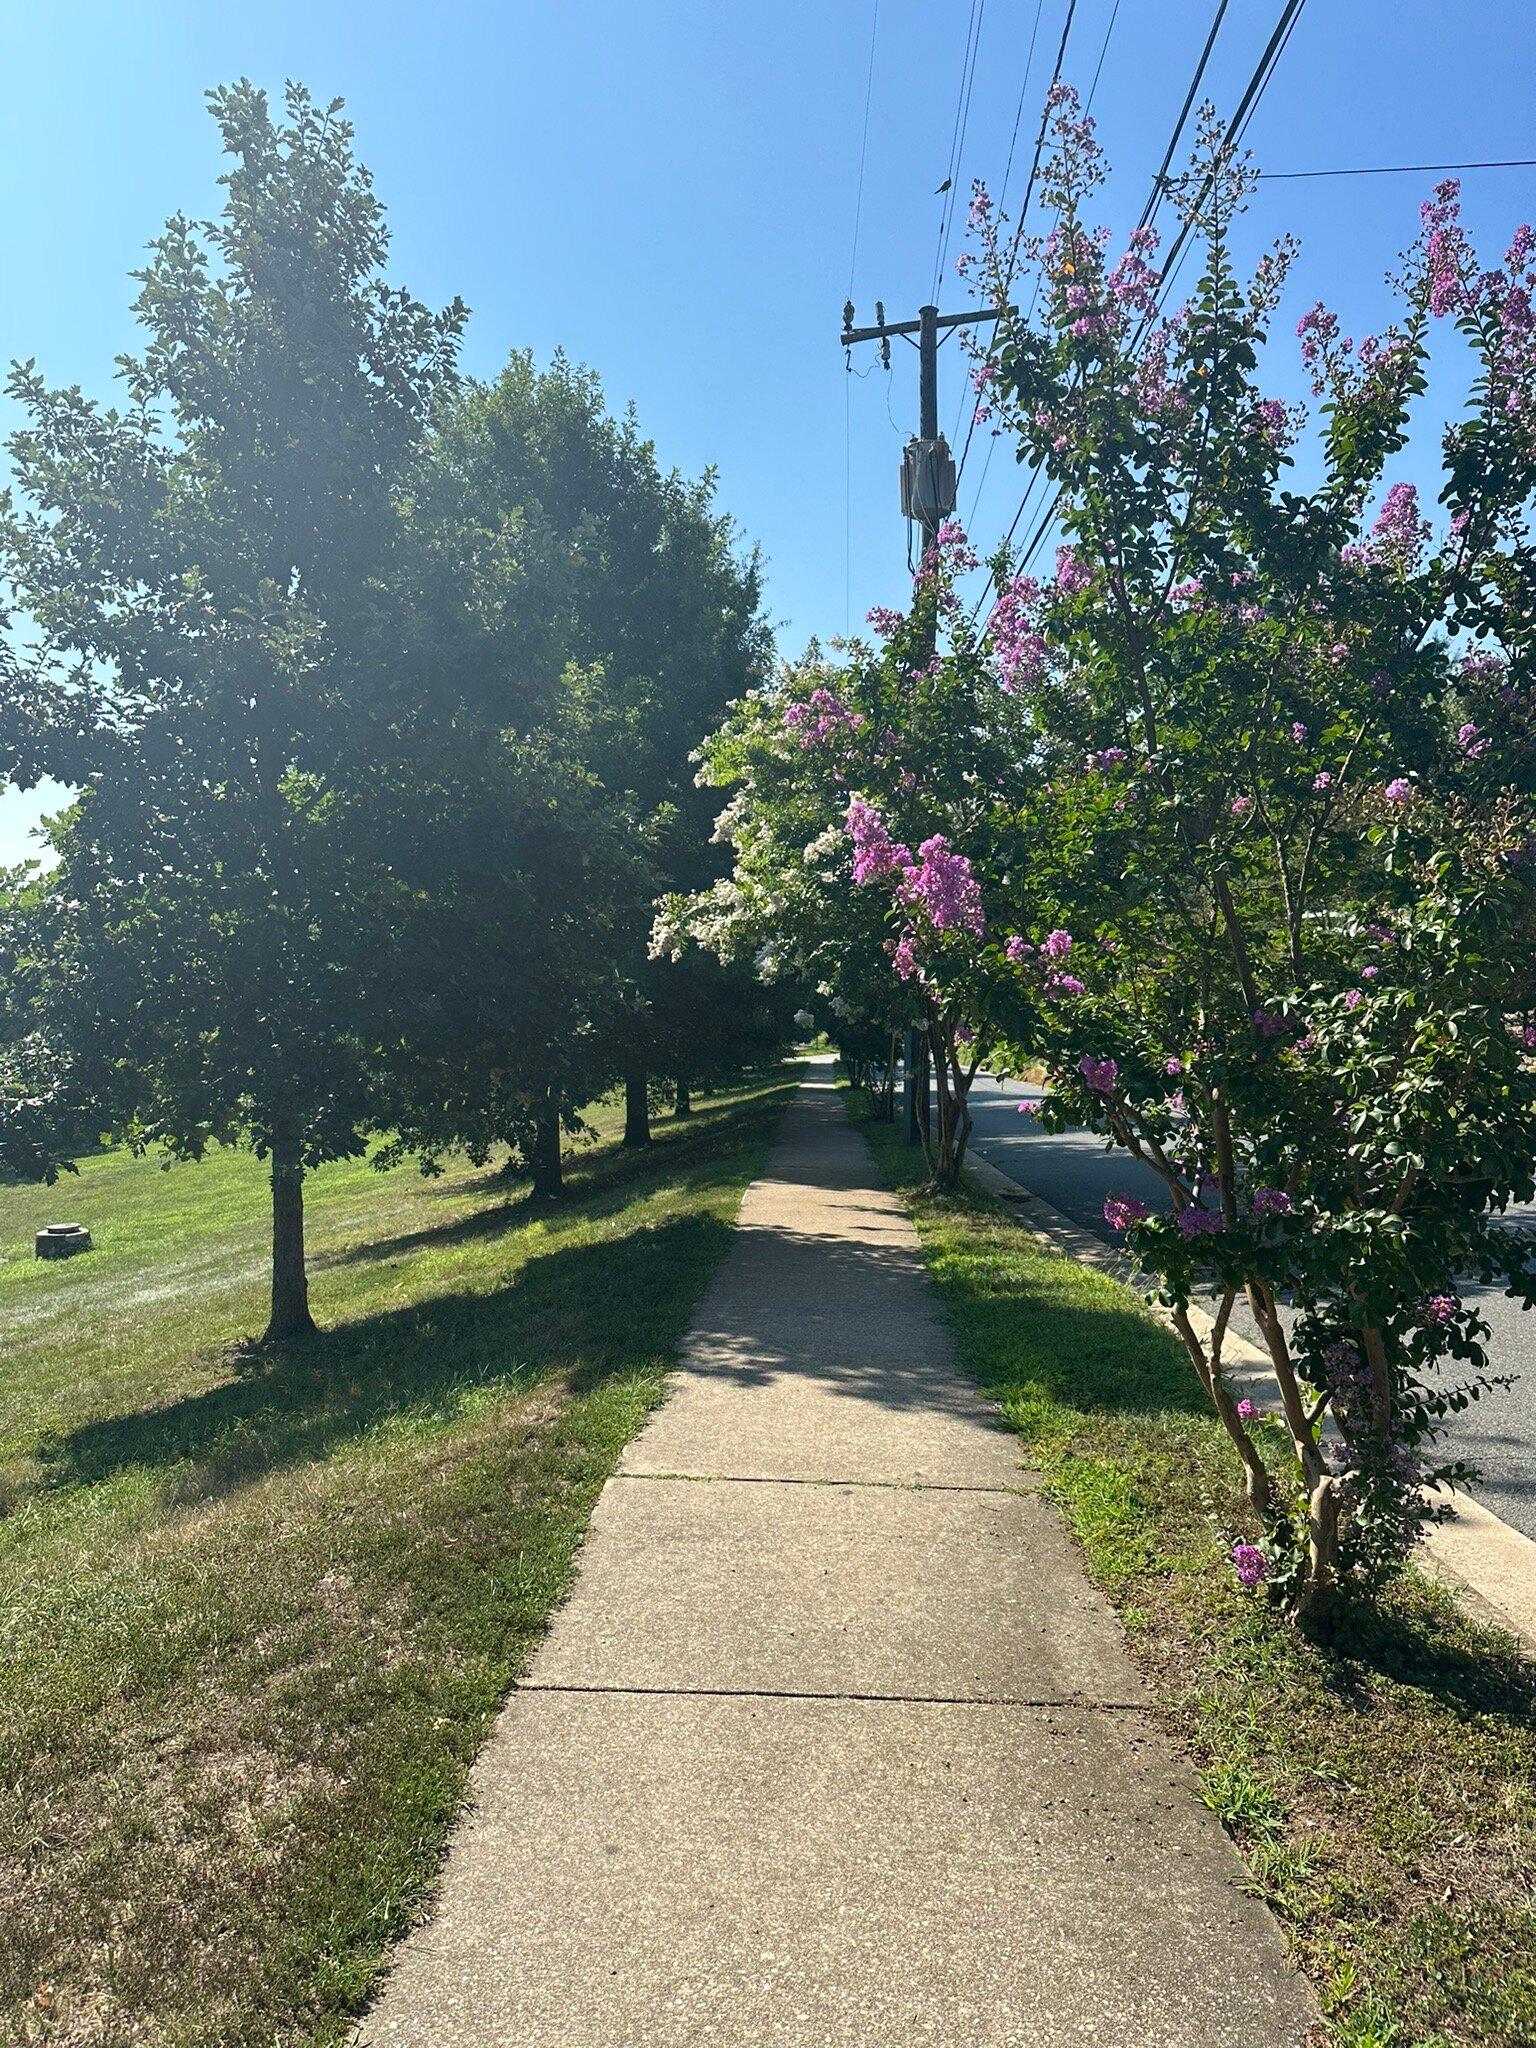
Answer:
[35,1222,93,1259]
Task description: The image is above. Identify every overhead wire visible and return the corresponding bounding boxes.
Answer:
[978,0,1309,612]
[1257,156,1536,181]
[1085,0,1121,110]
[951,0,1080,498]
[845,0,882,633]
[932,0,989,301]
[847,0,882,298]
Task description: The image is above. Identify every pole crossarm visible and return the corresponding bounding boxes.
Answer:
[841,302,1013,347]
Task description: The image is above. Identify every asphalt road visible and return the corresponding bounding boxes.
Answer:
[961,1074,1536,1542]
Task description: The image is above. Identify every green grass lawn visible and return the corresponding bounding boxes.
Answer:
[850,1090,1536,2048]
[0,1072,795,2048]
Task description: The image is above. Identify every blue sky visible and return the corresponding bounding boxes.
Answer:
[4,0,1535,865]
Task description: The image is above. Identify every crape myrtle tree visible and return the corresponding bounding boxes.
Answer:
[0,83,466,1339]
[959,90,1536,1624]
[662,546,1039,1185]
[409,353,775,1150]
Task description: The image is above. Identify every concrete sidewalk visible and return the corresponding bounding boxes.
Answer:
[358,1076,1315,2047]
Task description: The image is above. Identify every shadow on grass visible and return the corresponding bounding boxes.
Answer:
[1321,1580,1536,1727]
[848,1091,1205,1424]
[42,1078,800,1503]
[850,1087,1536,1736]
[47,1211,737,1502]
[314,1072,797,1275]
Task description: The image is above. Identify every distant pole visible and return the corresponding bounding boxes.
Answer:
[840,293,1010,1145]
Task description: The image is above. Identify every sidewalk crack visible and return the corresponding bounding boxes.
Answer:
[517,1679,1148,1711]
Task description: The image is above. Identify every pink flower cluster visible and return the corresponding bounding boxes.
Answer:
[1177,1207,1224,1239]
[1103,226,1162,317]
[785,688,865,748]
[1054,545,1093,596]
[1078,1054,1118,1095]
[1103,1194,1148,1231]
[1345,480,1432,575]
[1230,1541,1269,1590]
[989,571,1047,693]
[845,796,910,884]
[897,835,986,936]
[1421,180,1472,318]
[1296,302,1346,396]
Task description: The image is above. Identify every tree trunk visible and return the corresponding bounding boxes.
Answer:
[265,1128,317,1343]
[877,1033,899,1122]
[623,1065,651,1147]
[1297,1474,1342,1634]
[530,1100,564,1198]
[674,1077,692,1118]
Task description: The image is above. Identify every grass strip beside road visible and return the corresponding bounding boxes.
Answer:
[850,1088,1536,2048]
[0,1072,794,2048]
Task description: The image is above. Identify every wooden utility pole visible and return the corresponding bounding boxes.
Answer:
[840,295,1009,1144]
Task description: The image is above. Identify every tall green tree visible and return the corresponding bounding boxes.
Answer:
[0,82,465,1338]
[409,353,774,1146]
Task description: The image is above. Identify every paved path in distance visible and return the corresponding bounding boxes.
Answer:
[358,1074,1315,2047]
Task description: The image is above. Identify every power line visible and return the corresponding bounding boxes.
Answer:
[1085,0,1121,111]
[998,0,1048,210]
[846,0,881,635]
[975,0,1307,613]
[972,0,1234,602]
[1137,0,1230,236]
[1257,156,1536,181]
[951,0,1080,494]
[933,0,988,300]
[847,0,882,296]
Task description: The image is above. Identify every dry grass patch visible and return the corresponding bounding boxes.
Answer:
[1,1073,794,2047]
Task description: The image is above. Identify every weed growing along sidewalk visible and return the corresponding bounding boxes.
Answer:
[0,1074,794,2048]
[850,1091,1536,2048]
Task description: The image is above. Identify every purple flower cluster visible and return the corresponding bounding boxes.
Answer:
[989,572,1047,693]
[1252,1188,1292,1217]
[1054,545,1093,596]
[785,688,865,748]
[1103,1194,1148,1231]
[1041,928,1073,960]
[845,796,910,884]
[1230,1542,1269,1590]
[1421,180,1471,318]
[1363,480,1432,575]
[1296,302,1346,396]
[897,835,985,936]
[1177,1207,1225,1239]
[1078,1054,1118,1095]
[1104,226,1162,318]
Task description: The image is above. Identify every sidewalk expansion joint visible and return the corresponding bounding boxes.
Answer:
[614,1470,1033,1495]
[516,1679,1148,1712]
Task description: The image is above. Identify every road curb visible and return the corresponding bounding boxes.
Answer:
[963,1145,1536,1657]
